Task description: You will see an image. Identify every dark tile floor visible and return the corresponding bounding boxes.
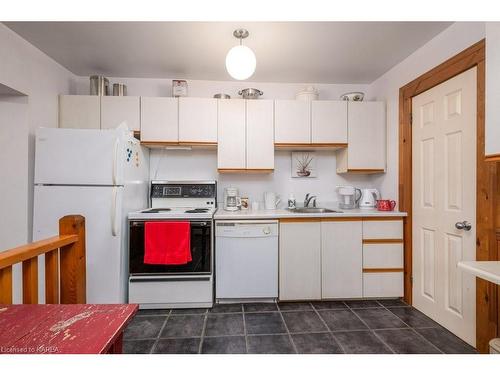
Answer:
[123,299,478,354]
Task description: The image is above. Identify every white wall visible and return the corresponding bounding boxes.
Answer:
[367,22,486,205]
[150,149,385,207]
[74,75,369,101]
[0,23,77,250]
[486,22,500,157]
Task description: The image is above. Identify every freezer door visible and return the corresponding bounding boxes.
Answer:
[33,185,125,303]
[34,127,126,185]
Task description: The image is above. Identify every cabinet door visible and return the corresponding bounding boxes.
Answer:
[217,99,246,170]
[311,101,347,144]
[274,100,311,144]
[279,221,321,300]
[101,96,140,131]
[246,100,274,170]
[337,101,386,173]
[59,95,100,129]
[178,98,218,144]
[140,97,178,143]
[321,221,362,299]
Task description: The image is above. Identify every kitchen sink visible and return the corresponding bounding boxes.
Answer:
[289,207,342,214]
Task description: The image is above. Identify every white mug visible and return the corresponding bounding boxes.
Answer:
[264,192,281,210]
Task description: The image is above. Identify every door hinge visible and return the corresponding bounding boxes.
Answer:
[410,275,413,284]
[409,113,413,125]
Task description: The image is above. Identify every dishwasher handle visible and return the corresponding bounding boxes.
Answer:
[215,221,279,238]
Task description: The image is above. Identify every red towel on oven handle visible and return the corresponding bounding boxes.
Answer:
[144,221,192,265]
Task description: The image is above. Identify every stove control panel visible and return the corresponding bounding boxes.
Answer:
[150,181,217,199]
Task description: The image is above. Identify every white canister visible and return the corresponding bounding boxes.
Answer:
[296,86,319,101]
[172,80,188,97]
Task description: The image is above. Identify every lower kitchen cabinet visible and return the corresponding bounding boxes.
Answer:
[363,272,404,298]
[362,219,404,298]
[279,217,405,301]
[321,220,363,299]
[279,220,321,300]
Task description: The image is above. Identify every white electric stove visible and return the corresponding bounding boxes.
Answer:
[128,180,217,309]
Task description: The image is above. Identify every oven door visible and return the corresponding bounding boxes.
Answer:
[129,220,212,275]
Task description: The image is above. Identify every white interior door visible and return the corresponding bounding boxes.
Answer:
[412,67,477,346]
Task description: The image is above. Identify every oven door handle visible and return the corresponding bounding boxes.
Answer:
[130,221,211,227]
[129,276,211,282]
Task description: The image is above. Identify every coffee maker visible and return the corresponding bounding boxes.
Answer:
[223,187,241,211]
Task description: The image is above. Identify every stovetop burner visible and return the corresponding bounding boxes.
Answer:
[184,208,210,213]
[141,208,172,213]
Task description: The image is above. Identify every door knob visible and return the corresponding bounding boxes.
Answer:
[455,221,472,231]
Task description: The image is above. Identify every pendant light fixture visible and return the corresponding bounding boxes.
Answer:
[225,28,256,80]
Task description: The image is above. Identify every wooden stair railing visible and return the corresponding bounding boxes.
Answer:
[0,215,86,304]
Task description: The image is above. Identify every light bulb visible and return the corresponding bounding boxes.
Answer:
[225,45,256,80]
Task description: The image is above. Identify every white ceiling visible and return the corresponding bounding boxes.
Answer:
[5,22,452,84]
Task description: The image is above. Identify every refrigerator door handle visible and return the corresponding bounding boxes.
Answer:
[111,186,119,236]
[112,138,119,185]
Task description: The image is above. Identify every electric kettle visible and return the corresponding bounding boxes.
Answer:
[359,188,380,209]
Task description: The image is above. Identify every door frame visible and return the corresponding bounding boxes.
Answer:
[399,39,499,352]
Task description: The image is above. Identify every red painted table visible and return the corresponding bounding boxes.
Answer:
[0,304,138,354]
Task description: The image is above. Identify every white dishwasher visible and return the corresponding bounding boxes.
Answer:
[215,220,279,301]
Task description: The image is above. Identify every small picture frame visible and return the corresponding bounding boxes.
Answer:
[291,152,317,178]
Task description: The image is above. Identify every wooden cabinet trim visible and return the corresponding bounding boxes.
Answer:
[279,218,322,223]
[345,168,386,174]
[320,217,363,222]
[362,239,404,244]
[218,169,274,174]
[362,217,404,221]
[363,268,404,273]
[275,142,348,148]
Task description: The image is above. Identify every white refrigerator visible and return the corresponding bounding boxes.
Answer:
[33,126,149,303]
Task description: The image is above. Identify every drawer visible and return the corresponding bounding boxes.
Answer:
[363,220,403,239]
[363,272,403,298]
[363,243,403,268]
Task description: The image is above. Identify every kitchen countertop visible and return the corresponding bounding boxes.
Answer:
[214,206,407,220]
[458,261,500,285]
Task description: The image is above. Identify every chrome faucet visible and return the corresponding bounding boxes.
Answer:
[304,193,317,208]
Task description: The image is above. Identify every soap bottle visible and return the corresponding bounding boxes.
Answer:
[288,193,296,209]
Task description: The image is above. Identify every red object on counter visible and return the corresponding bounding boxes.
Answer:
[376,200,397,211]
[144,221,192,265]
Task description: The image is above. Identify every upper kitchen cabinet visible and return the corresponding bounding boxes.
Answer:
[246,100,274,171]
[101,96,140,132]
[140,97,178,144]
[337,101,386,174]
[486,22,500,161]
[274,100,311,145]
[217,99,246,170]
[178,97,218,145]
[217,99,274,172]
[311,100,348,145]
[59,95,100,129]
